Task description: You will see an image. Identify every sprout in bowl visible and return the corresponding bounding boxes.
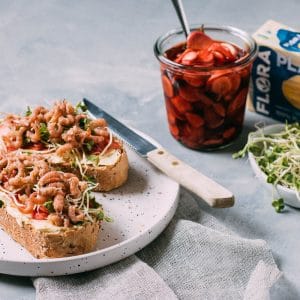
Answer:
[233,123,300,211]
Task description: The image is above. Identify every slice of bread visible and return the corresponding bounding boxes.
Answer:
[81,148,129,192]
[48,147,129,192]
[0,101,129,258]
[0,203,101,259]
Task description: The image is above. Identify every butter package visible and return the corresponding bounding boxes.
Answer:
[248,20,300,122]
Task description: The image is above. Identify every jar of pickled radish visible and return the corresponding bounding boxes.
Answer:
[154,25,258,150]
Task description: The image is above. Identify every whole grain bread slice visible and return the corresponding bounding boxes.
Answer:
[0,207,101,259]
[54,148,129,192]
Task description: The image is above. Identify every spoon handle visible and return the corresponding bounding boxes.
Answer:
[171,0,190,38]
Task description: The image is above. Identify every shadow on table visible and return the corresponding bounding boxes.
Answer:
[0,274,32,286]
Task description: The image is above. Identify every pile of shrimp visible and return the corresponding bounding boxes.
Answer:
[0,152,92,227]
[2,100,111,154]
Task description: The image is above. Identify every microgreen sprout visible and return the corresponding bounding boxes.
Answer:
[25,106,32,116]
[75,101,87,112]
[272,198,285,213]
[39,123,50,142]
[233,123,300,213]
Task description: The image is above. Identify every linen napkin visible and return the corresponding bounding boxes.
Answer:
[33,189,281,300]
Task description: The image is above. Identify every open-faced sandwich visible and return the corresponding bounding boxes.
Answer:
[0,100,129,258]
[0,100,128,191]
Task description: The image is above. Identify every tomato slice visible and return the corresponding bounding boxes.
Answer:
[33,211,49,220]
[110,141,121,150]
[32,205,49,220]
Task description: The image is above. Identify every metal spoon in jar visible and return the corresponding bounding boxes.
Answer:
[171,0,190,38]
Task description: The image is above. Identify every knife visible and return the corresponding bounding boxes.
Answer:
[83,98,234,208]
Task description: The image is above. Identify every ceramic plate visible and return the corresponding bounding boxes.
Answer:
[248,124,300,208]
[0,132,179,276]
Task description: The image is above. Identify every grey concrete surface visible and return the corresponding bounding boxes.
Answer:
[0,1,299,299]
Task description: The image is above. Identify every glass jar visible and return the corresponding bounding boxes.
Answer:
[154,25,258,150]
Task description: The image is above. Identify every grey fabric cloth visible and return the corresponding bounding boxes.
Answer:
[33,190,281,300]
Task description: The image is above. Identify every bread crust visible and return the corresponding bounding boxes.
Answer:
[0,206,101,258]
[86,149,129,192]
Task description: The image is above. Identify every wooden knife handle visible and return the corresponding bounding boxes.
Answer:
[147,148,234,208]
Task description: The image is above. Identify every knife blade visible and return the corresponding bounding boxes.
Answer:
[83,98,234,208]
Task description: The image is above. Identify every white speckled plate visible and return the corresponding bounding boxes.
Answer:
[0,131,179,276]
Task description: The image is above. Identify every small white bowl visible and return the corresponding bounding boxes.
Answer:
[248,124,300,208]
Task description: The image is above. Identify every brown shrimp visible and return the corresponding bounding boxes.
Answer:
[18,199,34,214]
[68,205,84,223]
[0,158,8,169]
[53,191,65,214]
[48,182,66,189]
[29,106,48,123]
[89,119,107,130]
[30,192,47,205]
[75,114,88,123]
[7,131,24,149]
[63,172,77,179]
[93,127,109,137]
[58,115,75,127]
[48,213,64,226]
[48,122,63,138]
[79,181,88,192]
[38,171,63,186]
[8,176,26,189]
[68,176,81,198]
[89,135,105,144]
[18,194,30,204]
[62,126,86,147]
[63,216,70,227]
[55,143,73,157]
[26,122,40,143]
[39,186,62,197]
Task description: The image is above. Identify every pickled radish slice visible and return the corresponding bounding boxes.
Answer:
[227,88,248,115]
[162,75,173,98]
[179,85,201,102]
[204,108,224,129]
[183,74,204,87]
[185,113,205,128]
[197,50,214,65]
[202,138,223,146]
[166,100,184,120]
[228,73,241,95]
[213,51,225,64]
[181,51,198,65]
[213,103,226,117]
[181,123,204,142]
[171,96,193,114]
[187,31,213,50]
[197,93,214,107]
[169,124,180,137]
[209,75,232,96]
[223,127,236,139]
[221,43,237,57]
